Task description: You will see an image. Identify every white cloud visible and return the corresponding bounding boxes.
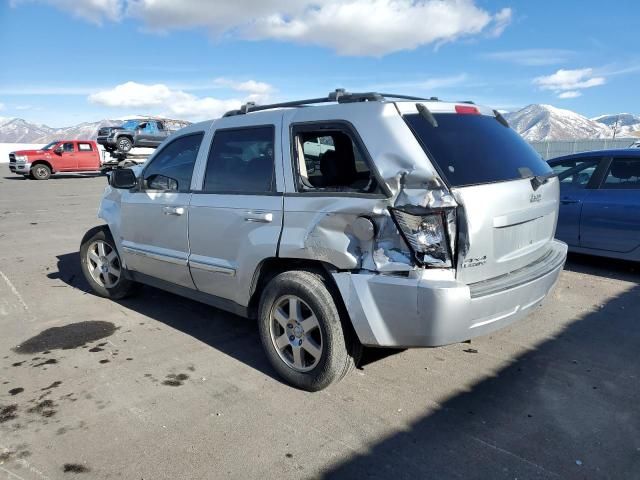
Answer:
[533,68,606,98]
[15,0,512,56]
[249,1,512,56]
[214,78,274,95]
[534,68,605,91]
[487,8,512,37]
[88,81,273,120]
[557,91,581,99]
[10,0,123,23]
[482,49,574,66]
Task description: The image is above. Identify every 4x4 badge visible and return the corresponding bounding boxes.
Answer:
[530,193,542,203]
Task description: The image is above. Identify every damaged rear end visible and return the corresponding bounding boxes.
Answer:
[329,100,567,347]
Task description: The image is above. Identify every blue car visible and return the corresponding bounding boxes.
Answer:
[548,149,640,261]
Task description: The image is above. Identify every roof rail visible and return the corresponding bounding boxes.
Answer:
[223,89,433,117]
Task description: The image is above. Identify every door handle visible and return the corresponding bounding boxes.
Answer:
[163,206,185,216]
[560,199,579,205]
[244,211,273,223]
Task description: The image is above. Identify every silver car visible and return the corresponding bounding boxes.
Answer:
[80,90,567,391]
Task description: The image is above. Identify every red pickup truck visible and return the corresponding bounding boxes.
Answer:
[9,140,102,180]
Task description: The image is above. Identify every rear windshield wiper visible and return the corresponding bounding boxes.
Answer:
[416,103,438,128]
[530,172,557,190]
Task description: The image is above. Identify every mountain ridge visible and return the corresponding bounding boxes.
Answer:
[1,105,639,143]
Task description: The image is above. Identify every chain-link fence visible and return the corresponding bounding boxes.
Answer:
[529,138,636,160]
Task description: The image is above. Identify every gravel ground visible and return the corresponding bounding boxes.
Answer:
[0,173,638,479]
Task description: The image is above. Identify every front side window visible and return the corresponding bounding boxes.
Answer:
[552,159,599,189]
[292,124,379,193]
[62,142,74,152]
[602,158,640,189]
[203,126,275,194]
[142,133,203,192]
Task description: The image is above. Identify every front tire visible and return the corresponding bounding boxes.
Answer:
[117,137,133,153]
[80,227,136,299]
[258,270,356,391]
[31,164,51,180]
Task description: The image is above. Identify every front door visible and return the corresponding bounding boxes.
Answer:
[552,158,600,246]
[580,157,640,253]
[188,120,283,307]
[119,131,205,288]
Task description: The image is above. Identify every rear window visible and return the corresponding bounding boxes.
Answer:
[404,112,551,187]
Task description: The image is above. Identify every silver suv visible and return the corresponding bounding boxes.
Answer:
[80,90,567,391]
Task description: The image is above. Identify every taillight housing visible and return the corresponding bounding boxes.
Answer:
[389,206,455,268]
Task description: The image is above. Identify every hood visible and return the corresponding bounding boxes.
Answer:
[12,149,48,156]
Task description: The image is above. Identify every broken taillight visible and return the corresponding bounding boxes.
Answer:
[389,207,455,268]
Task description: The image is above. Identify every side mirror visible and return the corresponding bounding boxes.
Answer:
[110,168,137,189]
[53,146,63,154]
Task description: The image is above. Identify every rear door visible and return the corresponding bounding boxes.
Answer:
[188,115,283,307]
[76,142,98,169]
[119,131,204,288]
[403,106,559,284]
[580,157,640,253]
[56,142,77,171]
[549,157,601,246]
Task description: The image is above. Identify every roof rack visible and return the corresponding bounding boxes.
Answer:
[223,89,437,117]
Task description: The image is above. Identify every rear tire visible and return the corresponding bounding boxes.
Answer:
[80,226,136,300]
[31,164,51,180]
[258,270,357,391]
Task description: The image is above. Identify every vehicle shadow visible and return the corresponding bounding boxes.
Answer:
[564,251,638,283]
[322,284,640,479]
[48,252,282,383]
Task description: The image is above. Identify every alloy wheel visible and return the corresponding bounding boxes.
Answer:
[269,295,324,372]
[86,240,121,288]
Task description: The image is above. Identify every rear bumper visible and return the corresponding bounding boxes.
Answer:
[333,240,567,347]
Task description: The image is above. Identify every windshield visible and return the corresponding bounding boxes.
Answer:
[41,141,59,151]
[121,120,139,130]
[404,113,552,187]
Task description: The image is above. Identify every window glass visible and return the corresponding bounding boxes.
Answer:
[78,143,93,151]
[602,158,640,189]
[552,159,598,188]
[294,127,377,193]
[404,113,551,187]
[142,133,203,192]
[203,126,275,193]
[62,142,74,152]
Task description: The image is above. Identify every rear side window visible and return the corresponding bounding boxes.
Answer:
[404,113,551,187]
[78,143,93,151]
[142,133,203,192]
[203,126,275,194]
[292,123,380,194]
[602,158,640,189]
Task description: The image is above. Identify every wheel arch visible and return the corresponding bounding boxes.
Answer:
[247,257,361,350]
[30,159,54,173]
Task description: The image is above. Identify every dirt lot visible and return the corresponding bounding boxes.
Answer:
[0,173,638,479]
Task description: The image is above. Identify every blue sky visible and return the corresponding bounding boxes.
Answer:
[0,0,638,126]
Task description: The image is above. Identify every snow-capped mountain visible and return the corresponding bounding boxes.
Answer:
[590,113,640,138]
[2,106,639,143]
[504,104,611,141]
[0,118,120,143]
